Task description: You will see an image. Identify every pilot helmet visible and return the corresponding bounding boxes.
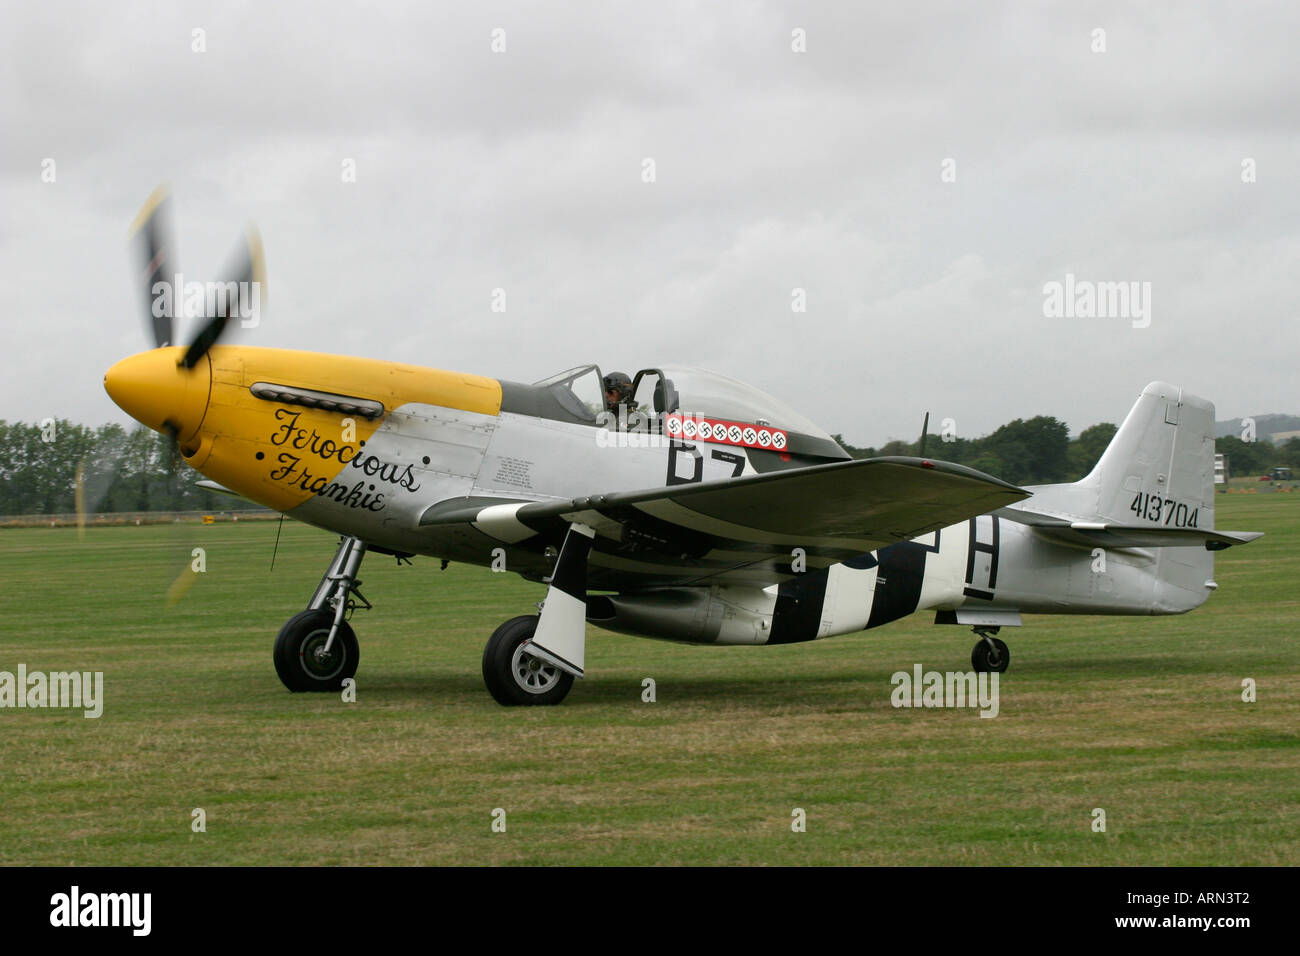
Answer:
[603,371,633,404]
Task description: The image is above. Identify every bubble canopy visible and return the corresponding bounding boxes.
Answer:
[533,363,834,442]
[653,366,833,439]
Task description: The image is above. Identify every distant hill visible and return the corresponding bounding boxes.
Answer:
[1215,413,1300,441]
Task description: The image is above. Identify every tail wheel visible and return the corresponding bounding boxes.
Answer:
[971,636,1010,674]
[482,615,575,706]
[274,609,359,692]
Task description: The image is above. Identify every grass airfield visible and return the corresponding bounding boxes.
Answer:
[0,495,1296,866]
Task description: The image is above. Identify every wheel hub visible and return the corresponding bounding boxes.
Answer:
[300,630,346,680]
[511,641,561,694]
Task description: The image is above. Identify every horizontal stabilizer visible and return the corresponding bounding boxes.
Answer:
[996,507,1262,550]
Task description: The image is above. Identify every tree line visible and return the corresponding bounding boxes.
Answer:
[834,416,1119,485]
[1213,434,1300,478]
[836,416,1300,485]
[0,420,242,516]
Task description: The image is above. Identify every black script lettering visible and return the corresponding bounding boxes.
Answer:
[271,409,302,446]
[269,453,302,482]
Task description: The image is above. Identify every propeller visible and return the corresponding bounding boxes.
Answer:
[110,187,268,604]
[131,186,176,349]
[181,223,265,369]
[129,185,266,369]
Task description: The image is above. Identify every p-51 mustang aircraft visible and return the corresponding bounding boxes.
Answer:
[104,191,1261,705]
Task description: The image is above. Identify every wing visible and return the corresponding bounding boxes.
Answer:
[195,479,254,502]
[422,456,1029,588]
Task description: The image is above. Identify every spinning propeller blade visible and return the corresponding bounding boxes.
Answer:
[130,186,176,349]
[180,224,264,369]
[129,185,266,367]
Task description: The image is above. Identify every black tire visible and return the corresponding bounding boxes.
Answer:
[274,609,359,692]
[482,615,575,706]
[971,636,1010,674]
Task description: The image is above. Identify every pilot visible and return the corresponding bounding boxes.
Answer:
[603,372,634,416]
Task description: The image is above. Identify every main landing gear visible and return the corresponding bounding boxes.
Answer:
[481,522,595,706]
[970,626,1010,674]
[481,615,575,706]
[274,535,370,692]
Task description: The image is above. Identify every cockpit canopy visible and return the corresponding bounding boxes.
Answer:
[532,364,836,444]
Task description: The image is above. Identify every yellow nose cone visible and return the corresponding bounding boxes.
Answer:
[104,347,211,445]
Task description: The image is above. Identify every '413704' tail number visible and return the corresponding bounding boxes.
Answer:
[1131,492,1199,527]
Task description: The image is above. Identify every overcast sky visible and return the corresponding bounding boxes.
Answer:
[3,1,1296,448]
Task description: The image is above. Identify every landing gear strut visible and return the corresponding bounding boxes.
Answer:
[970,626,1010,674]
[274,536,370,692]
